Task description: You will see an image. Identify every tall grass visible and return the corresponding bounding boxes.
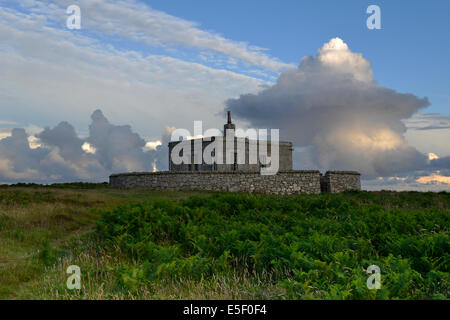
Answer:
[92,192,449,299]
[0,188,448,299]
[0,187,210,299]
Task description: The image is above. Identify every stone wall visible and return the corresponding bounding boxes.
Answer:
[168,138,293,173]
[110,170,321,195]
[320,171,361,193]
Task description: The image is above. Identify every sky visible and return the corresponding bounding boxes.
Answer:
[0,0,449,190]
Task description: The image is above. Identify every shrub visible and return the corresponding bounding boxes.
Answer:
[95,193,449,299]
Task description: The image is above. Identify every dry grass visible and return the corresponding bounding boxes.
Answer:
[37,244,287,300]
[1,187,447,300]
[0,187,214,299]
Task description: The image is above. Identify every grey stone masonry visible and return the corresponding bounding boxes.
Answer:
[320,171,361,193]
[118,112,362,194]
[110,170,322,195]
[168,112,293,173]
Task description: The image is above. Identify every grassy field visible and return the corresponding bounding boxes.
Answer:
[0,184,448,300]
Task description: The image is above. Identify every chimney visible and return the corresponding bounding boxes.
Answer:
[224,111,236,136]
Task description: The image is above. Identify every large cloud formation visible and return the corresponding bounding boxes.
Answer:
[1,38,448,188]
[227,38,448,178]
[0,1,272,143]
[0,110,168,183]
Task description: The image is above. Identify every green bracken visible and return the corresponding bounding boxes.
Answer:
[0,186,448,299]
[94,193,449,299]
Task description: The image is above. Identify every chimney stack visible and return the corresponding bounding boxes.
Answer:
[224,111,236,136]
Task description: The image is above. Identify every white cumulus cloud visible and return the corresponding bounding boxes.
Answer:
[226,38,450,178]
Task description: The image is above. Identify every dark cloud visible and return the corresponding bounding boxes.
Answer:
[87,110,153,173]
[414,126,450,130]
[226,38,437,177]
[1,38,448,186]
[430,157,450,170]
[403,113,450,131]
[0,110,168,183]
[0,128,50,180]
[38,122,84,162]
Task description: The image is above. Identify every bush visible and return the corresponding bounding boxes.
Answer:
[96,193,449,299]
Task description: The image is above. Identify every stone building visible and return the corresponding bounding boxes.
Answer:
[168,112,293,173]
[110,112,361,194]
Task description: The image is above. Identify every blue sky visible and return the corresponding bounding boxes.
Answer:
[143,0,450,115]
[0,0,449,190]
